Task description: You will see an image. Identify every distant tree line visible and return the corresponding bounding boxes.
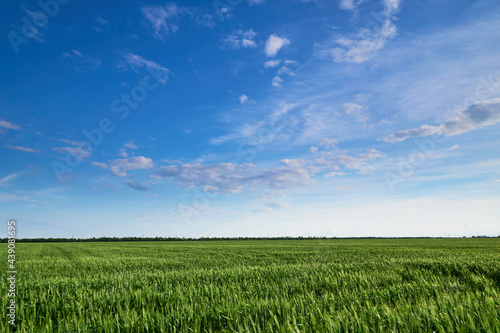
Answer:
[1,236,497,243]
[2,236,330,243]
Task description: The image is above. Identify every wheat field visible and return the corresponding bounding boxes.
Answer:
[1,238,499,332]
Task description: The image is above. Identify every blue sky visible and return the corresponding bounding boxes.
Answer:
[1,0,500,238]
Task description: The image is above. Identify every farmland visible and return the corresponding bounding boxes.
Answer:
[1,238,499,332]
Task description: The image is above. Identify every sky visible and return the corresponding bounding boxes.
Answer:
[1,0,500,238]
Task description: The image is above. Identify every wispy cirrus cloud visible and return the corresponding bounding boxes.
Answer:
[0,173,20,187]
[142,3,184,39]
[142,3,214,40]
[61,49,101,72]
[248,0,265,6]
[93,16,109,32]
[91,162,108,169]
[341,102,370,123]
[4,145,41,153]
[53,139,92,159]
[125,180,151,191]
[210,93,375,148]
[313,147,384,172]
[119,53,170,84]
[382,98,500,143]
[0,120,21,134]
[318,0,401,63]
[53,146,91,159]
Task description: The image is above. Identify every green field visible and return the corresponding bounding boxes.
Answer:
[1,239,499,332]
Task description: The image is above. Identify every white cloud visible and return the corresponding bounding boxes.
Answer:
[53,146,92,159]
[61,49,101,72]
[284,59,299,66]
[210,90,378,149]
[319,0,401,63]
[383,0,400,13]
[315,148,385,170]
[120,53,170,84]
[58,139,79,146]
[339,0,355,10]
[239,95,249,104]
[264,60,281,68]
[0,173,19,187]
[62,49,82,58]
[356,114,370,123]
[124,141,138,149]
[91,157,153,177]
[153,144,383,194]
[118,148,128,157]
[53,139,92,159]
[142,4,182,39]
[190,12,215,28]
[341,102,369,123]
[154,160,315,193]
[155,163,256,193]
[277,66,295,76]
[272,76,283,87]
[95,17,109,26]
[0,120,21,132]
[215,7,233,20]
[241,39,257,48]
[265,34,290,57]
[248,0,265,5]
[331,22,397,63]
[266,201,290,209]
[118,141,139,157]
[319,138,338,149]
[324,171,346,178]
[109,156,154,177]
[383,98,500,143]
[4,145,41,153]
[209,103,298,145]
[142,4,214,40]
[92,162,109,169]
[382,18,500,122]
[354,93,370,102]
[339,0,366,11]
[221,29,257,49]
[341,102,363,114]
